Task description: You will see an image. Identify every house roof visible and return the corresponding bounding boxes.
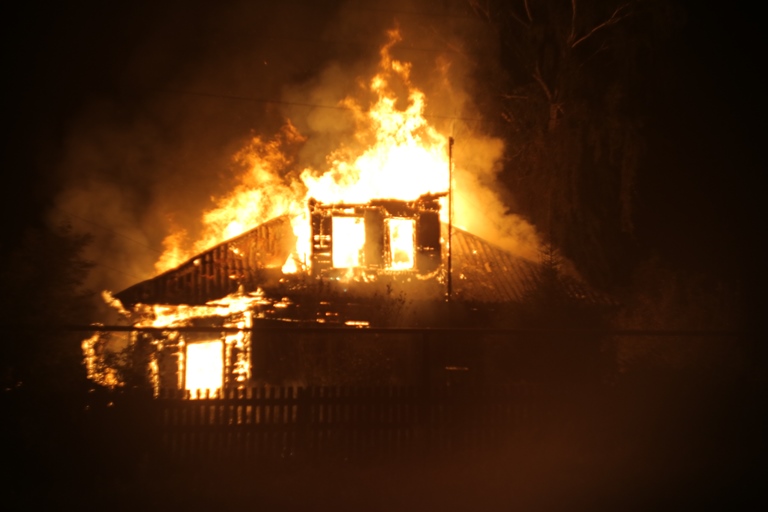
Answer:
[115,214,611,308]
[116,215,295,307]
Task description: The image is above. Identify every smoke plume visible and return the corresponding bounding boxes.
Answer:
[50,0,542,295]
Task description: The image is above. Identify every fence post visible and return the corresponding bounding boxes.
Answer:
[296,386,309,459]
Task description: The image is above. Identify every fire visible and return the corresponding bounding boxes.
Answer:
[86,26,546,396]
[184,340,223,396]
[331,216,366,268]
[156,28,451,274]
[387,218,415,270]
[83,290,264,396]
[300,37,449,204]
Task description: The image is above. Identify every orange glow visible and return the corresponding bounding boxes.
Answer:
[282,253,299,274]
[89,28,549,396]
[386,218,415,269]
[332,216,366,268]
[155,28,453,275]
[185,340,223,397]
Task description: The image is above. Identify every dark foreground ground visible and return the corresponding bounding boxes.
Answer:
[4,366,764,512]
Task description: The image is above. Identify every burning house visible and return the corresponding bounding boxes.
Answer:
[89,191,605,396]
[82,28,609,396]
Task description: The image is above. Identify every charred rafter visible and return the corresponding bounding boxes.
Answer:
[116,215,295,307]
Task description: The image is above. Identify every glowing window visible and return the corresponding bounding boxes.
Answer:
[387,218,415,269]
[185,340,223,397]
[332,216,366,268]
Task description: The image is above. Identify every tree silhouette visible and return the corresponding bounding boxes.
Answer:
[0,223,95,391]
[468,0,681,288]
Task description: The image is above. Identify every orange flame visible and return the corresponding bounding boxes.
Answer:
[155,26,543,276]
[156,28,452,273]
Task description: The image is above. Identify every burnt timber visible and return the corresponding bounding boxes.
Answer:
[116,215,296,307]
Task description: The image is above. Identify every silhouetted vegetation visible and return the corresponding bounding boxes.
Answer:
[0,224,95,391]
[466,0,688,290]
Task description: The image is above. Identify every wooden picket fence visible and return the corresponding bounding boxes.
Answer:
[151,384,542,462]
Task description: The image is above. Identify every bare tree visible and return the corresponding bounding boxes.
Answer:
[467,0,680,287]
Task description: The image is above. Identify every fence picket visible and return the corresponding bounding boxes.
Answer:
[149,383,538,463]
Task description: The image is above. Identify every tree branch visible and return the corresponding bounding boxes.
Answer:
[570,3,632,49]
[508,10,531,28]
[570,0,578,44]
[533,63,554,102]
[468,0,491,21]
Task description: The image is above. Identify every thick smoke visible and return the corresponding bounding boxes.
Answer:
[50,0,542,295]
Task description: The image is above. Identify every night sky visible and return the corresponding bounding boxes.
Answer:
[2,0,764,307]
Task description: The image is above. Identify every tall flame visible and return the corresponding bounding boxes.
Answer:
[155,27,540,274]
[300,29,449,204]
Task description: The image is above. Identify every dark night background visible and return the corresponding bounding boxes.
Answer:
[1,1,765,509]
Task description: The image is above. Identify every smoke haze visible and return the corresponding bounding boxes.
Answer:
[47,0,542,294]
